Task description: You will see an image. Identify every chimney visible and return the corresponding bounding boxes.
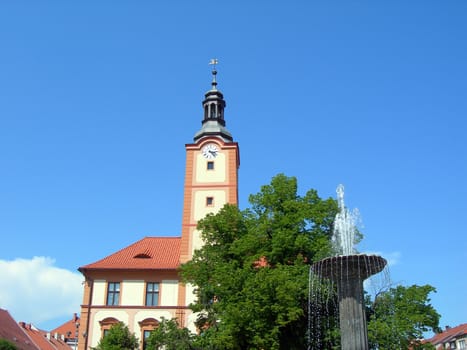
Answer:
[19,322,26,328]
[47,332,51,340]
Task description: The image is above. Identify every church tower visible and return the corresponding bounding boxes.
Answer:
[178,63,240,329]
[180,63,240,264]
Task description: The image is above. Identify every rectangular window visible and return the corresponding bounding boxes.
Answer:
[106,282,120,306]
[206,197,214,206]
[459,340,466,350]
[146,282,159,306]
[207,161,214,170]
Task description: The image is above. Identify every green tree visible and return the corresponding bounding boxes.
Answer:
[0,339,17,350]
[367,284,441,349]
[179,174,441,349]
[181,174,338,349]
[92,322,139,350]
[146,318,196,350]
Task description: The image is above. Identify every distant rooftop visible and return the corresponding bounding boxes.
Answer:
[0,308,72,350]
[425,324,467,349]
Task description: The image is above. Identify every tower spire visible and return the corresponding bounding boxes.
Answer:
[209,58,218,90]
[193,59,233,142]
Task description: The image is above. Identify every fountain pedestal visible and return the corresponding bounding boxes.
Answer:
[312,254,386,350]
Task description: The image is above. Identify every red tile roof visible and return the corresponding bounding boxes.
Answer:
[50,313,79,342]
[47,336,72,350]
[20,323,71,350]
[0,309,37,350]
[425,324,467,349]
[79,237,181,271]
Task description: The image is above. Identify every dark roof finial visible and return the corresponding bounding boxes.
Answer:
[209,58,218,90]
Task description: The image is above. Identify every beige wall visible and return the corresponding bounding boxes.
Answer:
[121,280,145,306]
[193,190,226,221]
[160,280,178,305]
[195,152,226,183]
[93,280,106,305]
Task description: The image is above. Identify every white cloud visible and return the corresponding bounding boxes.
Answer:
[0,257,83,326]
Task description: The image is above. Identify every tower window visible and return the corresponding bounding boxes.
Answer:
[207,161,214,170]
[206,197,214,206]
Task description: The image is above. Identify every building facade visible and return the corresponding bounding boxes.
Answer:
[77,67,239,350]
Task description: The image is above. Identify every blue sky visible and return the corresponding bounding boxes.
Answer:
[0,1,466,333]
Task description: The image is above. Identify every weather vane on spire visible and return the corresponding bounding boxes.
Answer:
[209,58,218,89]
[209,58,218,69]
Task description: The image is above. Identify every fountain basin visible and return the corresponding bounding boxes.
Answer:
[312,254,387,281]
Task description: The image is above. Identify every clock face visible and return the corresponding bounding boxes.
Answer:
[202,144,219,159]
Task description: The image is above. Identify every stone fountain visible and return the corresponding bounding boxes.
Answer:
[311,185,387,350]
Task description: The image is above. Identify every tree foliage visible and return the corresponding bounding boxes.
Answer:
[92,322,139,350]
[0,339,17,350]
[367,284,441,349]
[178,174,441,349]
[146,318,195,350]
[180,174,338,349]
